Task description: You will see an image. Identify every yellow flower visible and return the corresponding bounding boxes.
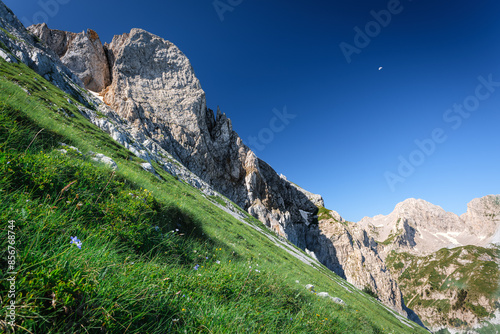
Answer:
[182,308,186,312]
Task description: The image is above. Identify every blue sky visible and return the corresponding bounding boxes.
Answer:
[7,0,500,221]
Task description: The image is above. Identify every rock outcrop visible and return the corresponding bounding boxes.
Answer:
[28,23,111,92]
[0,3,85,101]
[461,195,500,243]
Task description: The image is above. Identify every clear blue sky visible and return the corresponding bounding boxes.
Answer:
[7,0,500,221]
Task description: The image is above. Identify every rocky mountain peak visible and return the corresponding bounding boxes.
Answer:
[461,194,500,243]
[29,24,321,248]
[394,198,442,212]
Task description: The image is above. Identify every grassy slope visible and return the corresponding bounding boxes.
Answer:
[0,58,427,333]
[386,246,500,331]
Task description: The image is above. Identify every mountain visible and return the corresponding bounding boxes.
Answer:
[360,196,500,332]
[27,23,320,250]
[26,20,419,321]
[0,2,431,333]
[8,0,500,331]
[359,196,500,258]
[0,1,427,332]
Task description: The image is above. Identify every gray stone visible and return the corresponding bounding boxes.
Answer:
[91,153,117,170]
[331,297,346,305]
[28,24,111,92]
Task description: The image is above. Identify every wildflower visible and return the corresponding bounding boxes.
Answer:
[182,308,186,312]
[7,161,10,164]
[175,229,179,232]
[154,226,159,231]
[216,260,221,264]
[249,266,252,269]
[206,257,208,260]
[70,236,82,249]
[172,319,179,323]
[194,264,200,270]
[255,269,260,273]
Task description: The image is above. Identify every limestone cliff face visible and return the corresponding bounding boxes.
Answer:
[28,23,111,92]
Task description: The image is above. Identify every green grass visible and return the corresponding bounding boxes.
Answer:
[0,58,427,333]
[317,206,347,226]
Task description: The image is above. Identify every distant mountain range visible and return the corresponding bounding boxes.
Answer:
[359,195,500,257]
